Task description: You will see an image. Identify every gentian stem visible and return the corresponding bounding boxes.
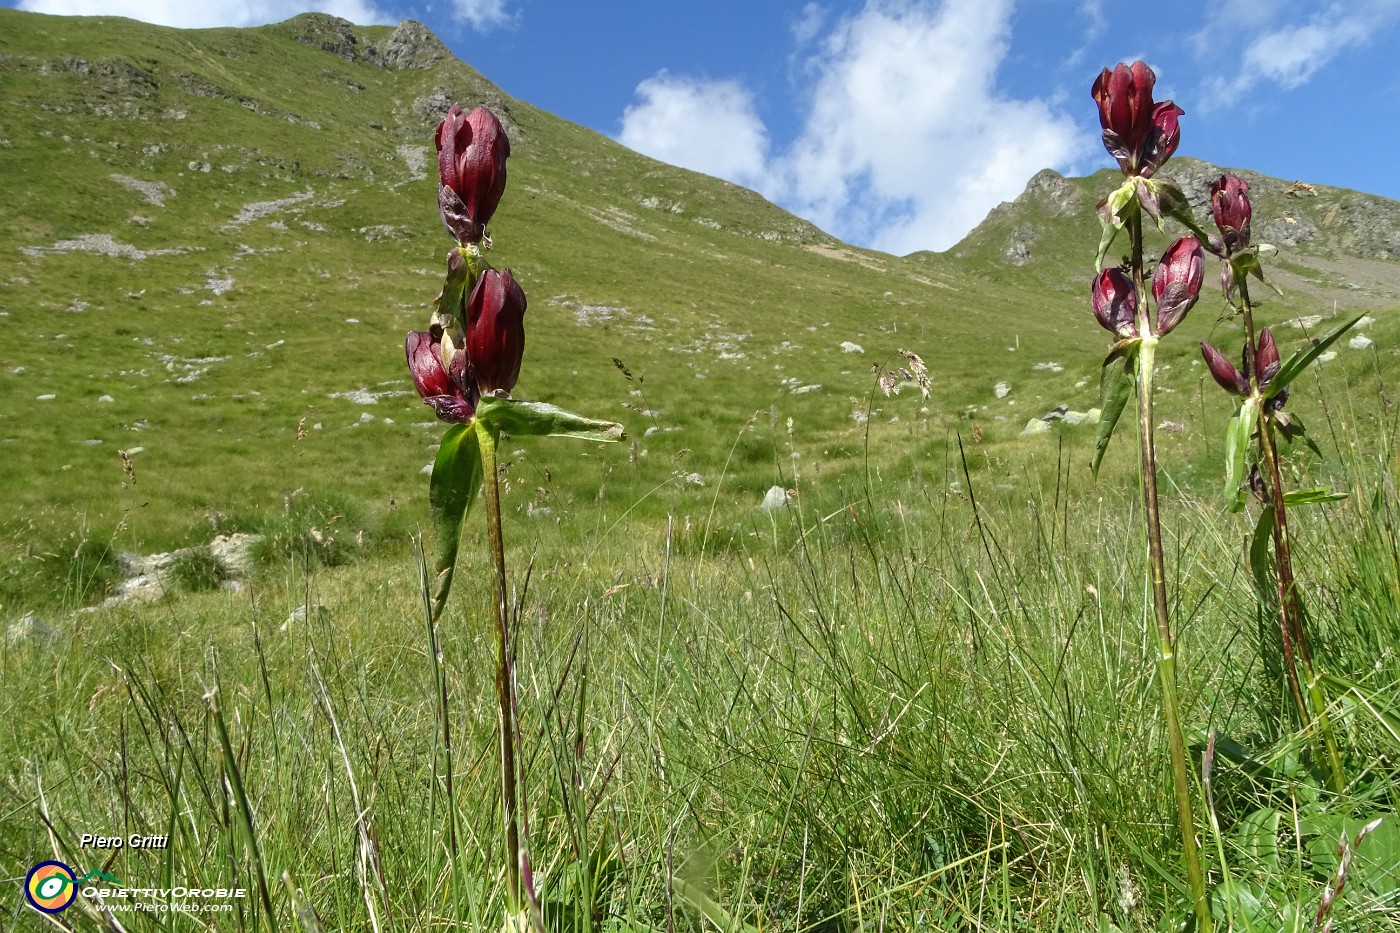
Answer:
[1236,279,1346,794]
[1130,212,1212,933]
[477,418,522,904]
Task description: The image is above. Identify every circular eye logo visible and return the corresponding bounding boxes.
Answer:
[25,861,78,913]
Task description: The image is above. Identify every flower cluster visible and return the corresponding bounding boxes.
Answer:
[1201,328,1282,400]
[1090,234,1203,340]
[1091,61,1183,179]
[406,104,526,424]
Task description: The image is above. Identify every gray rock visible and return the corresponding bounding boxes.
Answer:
[994,381,1012,399]
[1021,418,1052,436]
[370,20,450,71]
[7,611,58,644]
[760,486,792,511]
[210,533,262,577]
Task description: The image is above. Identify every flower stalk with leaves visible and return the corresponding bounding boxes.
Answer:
[1199,173,1358,794]
[1089,61,1213,933]
[407,103,624,914]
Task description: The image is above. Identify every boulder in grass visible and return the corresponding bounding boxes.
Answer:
[760,486,792,511]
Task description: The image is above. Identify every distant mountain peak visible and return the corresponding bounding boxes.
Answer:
[277,13,449,71]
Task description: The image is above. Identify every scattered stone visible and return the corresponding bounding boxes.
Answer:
[1021,418,1052,435]
[210,533,262,577]
[994,381,1012,399]
[1041,405,1068,422]
[283,604,328,628]
[36,394,55,401]
[1033,362,1064,373]
[760,486,792,511]
[7,611,58,644]
[109,173,172,207]
[1316,350,1338,364]
[1062,409,1097,426]
[840,341,864,353]
[1349,334,1373,350]
[684,472,705,486]
[359,412,376,423]
[22,234,189,261]
[421,463,433,474]
[98,394,114,403]
[792,384,821,395]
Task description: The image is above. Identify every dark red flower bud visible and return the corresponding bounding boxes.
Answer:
[1201,341,1247,396]
[436,104,510,243]
[1209,174,1251,252]
[1255,327,1279,386]
[466,268,526,396]
[1091,61,1183,178]
[407,330,476,423]
[1152,236,1204,336]
[1091,267,1138,338]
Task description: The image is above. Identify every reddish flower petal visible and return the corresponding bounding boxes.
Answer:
[466,268,527,396]
[1092,267,1138,337]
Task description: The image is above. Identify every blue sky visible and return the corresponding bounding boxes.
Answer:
[12,0,1400,255]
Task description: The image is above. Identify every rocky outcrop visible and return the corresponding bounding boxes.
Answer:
[280,14,449,71]
[370,20,450,71]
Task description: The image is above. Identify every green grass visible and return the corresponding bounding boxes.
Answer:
[2,367,1398,930]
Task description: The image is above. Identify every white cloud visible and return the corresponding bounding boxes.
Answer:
[617,72,771,187]
[17,0,390,29]
[1240,14,1371,89]
[452,0,516,32]
[1198,1,1400,103]
[617,0,1087,254]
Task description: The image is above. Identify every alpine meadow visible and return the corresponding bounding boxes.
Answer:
[1,10,1399,931]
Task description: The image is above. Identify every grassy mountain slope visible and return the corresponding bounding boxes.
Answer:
[0,8,1396,589]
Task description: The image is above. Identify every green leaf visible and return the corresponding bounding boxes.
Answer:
[1223,398,1259,513]
[1267,313,1365,400]
[1095,178,1137,270]
[1154,176,1212,243]
[476,395,625,441]
[1231,808,1283,872]
[1091,343,1137,479]
[1302,814,1400,897]
[428,423,482,620]
[1095,221,1120,272]
[1282,487,1347,507]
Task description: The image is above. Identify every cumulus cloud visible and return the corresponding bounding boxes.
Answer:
[451,0,516,32]
[1198,1,1400,102]
[17,0,390,29]
[617,72,771,188]
[778,0,1086,253]
[617,0,1087,255]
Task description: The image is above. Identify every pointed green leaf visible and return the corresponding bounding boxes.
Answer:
[476,395,625,441]
[1095,220,1121,272]
[1282,487,1348,506]
[1091,344,1137,479]
[1266,313,1365,400]
[1223,398,1259,512]
[1154,176,1213,243]
[428,423,482,620]
[1094,178,1137,270]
